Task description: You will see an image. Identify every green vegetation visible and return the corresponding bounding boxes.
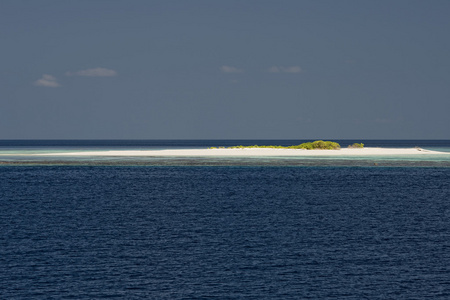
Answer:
[295,140,341,150]
[209,140,342,150]
[348,143,364,148]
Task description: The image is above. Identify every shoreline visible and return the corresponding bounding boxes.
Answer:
[32,147,450,157]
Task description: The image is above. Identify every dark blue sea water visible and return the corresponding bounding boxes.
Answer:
[1,141,450,299]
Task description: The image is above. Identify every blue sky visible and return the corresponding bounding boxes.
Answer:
[1,0,449,139]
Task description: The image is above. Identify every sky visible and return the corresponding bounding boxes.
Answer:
[1,0,450,139]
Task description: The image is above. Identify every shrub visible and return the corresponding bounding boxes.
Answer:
[221,140,341,150]
[293,140,340,150]
[348,143,364,148]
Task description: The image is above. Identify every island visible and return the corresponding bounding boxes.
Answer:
[29,140,448,157]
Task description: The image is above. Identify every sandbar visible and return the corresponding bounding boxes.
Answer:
[35,147,449,157]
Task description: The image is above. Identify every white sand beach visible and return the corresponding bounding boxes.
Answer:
[35,147,449,157]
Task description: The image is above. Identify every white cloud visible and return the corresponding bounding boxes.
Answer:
[283,66,302,73]
[34,74,60,87]
[268,66,281,73]
[220,65,243,73]
[268,66,302,73]
[66,67,118,77]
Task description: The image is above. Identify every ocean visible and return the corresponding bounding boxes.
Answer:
[1,140,450,299]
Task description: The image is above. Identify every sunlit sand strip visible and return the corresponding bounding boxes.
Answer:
[34,147,449,157]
